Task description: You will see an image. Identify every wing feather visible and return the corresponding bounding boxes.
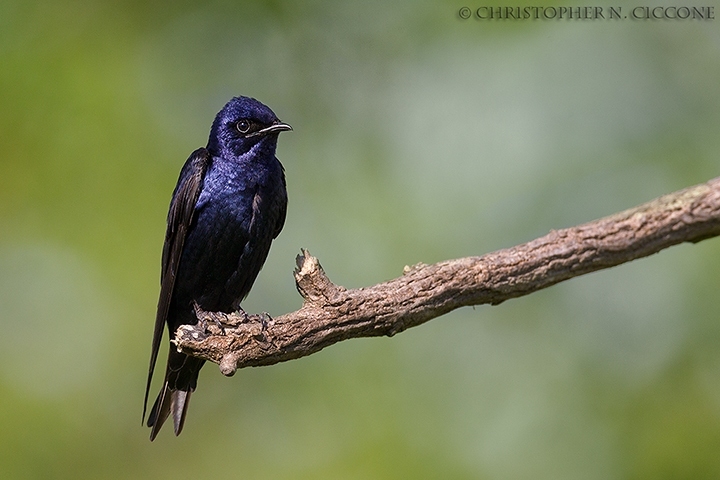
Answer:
[142,148,210,424]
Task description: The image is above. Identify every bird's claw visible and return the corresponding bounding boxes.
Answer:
[209,313,227,335]
[234,306,251,324]
[249,312,272,341]
[258,312,271,332]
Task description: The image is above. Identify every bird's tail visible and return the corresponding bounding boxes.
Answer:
[147,382,193,441]
[146,349,203,441]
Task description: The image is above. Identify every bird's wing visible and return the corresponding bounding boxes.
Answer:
[143,148,210,424]
[273,163,288,239]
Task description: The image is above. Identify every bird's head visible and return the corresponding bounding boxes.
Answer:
[207,96,292,158]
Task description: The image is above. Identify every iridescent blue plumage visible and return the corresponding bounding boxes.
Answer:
[144,97,290,440]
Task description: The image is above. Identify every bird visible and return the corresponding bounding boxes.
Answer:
[143,96,291,441]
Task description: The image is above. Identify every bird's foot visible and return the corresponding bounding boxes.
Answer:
[191,303,272,339]
[193,301,227,335]
[232,309,272,340]
[257,312,272,332]
[245,312,272,341]
[196,306,252,334]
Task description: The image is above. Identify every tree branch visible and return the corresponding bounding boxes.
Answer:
[174,176,720,376]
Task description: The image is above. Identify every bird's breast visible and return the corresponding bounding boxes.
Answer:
[190,157,284,261]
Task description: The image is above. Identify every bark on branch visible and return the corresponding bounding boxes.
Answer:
[174,176,720,376]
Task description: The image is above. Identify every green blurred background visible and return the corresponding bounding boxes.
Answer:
[1,0,720,478]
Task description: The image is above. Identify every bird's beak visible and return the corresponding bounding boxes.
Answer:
[250,122,293,137]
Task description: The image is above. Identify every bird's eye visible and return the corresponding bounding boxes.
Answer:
[236,119,252,134]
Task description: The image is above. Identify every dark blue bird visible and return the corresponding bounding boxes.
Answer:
[143,96,291,440]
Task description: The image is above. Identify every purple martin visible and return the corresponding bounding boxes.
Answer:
[144,96,291,440]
